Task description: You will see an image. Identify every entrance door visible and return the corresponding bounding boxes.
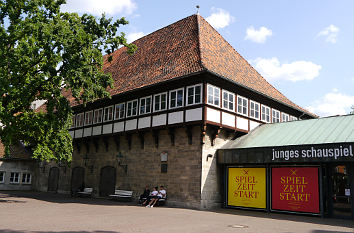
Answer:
[48,167,59,192]
[99,166,116,197]
[331,165,352,218]
[71,167,85,194]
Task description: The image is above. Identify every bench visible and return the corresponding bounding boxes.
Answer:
[76,188,93,197]
[109,189,133,201]
[157,195,167,206]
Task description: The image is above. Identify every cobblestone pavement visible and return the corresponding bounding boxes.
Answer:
[0,191,353,233]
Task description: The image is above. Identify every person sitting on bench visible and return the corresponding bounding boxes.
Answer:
[147,186,166,207]
[139,185,150,204]
[143,186,158,206]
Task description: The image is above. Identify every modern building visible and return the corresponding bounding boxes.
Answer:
[219,114,354,219]
[34,14,316,209]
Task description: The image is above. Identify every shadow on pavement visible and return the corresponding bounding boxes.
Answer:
[205,208,354,230]
[0,191,135,206]
[0,231,120,233]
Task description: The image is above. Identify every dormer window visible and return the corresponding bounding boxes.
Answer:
[187,84,202,105]
[140,96,152,115]
[169,88,184,109]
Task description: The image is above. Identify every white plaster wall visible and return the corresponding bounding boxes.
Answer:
[125,119,137,131]
[138,116,151,129]
[237,117,248,131]
[186,108,202,122]
[83,127,92,137]
[222,112,235,127]
[92,126,102,136]
[168,111,184,124]
[206,107,220,123]
[113,122,125,133]
[74,129,83,138]
[152,114,167,127]
[250,120,261,130]
[69,131,75,138]
[102,124,113,134]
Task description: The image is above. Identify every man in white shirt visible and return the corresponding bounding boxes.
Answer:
[148,186,166,207]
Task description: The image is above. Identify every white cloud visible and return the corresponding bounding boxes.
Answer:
[62,0,137,16]
[306,89,354,117]
[206,8,235,29]
[245,26,272,43]
[251,57,322,82]
[126,32,144,43]
[316,24,339,43]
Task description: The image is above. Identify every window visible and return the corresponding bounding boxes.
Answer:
[140,96,152,115]
[75,113,84,127]
[0,171,4,183]
[272,109,280,123]
[71,115,76,128]
[289,116,298,121]
[22,173,31,184]
[261,105,271,123]
[222,90,234,111]
[187,84,202,105]
[126,99,138,117]
[115,103,125,120]
[153,92,167,112]
[237,96,248,116]
[207,85,220,106]
[93,108,103,124]
[169,88,184,109]
[282,113,289,122]
[10,172,20,184]
[84,111,93,126]
[250,101,260,120]
[103,106,114,122]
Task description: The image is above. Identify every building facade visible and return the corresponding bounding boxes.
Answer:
[34,15,316,209]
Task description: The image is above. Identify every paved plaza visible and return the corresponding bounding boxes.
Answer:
[0,191,353,233]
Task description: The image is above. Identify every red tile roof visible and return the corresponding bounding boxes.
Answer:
[67,14,315,117]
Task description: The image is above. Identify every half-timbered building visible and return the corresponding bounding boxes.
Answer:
[35,14,316,209]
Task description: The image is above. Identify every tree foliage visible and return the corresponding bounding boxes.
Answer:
[0,0,136,162]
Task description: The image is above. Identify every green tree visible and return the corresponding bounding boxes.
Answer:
[0,0,136,162]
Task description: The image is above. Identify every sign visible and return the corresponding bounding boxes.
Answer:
[345,189,351,196]
[272,167,319,213]
[228,167,266,209]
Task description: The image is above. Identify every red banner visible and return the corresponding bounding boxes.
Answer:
[272,167,319,213]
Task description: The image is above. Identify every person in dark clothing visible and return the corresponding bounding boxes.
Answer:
[139,185,150,204]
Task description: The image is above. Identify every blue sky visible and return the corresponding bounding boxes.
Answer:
[62,0,354,117]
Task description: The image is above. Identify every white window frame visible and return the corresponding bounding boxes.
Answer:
[169,88,184,109]
[289,116,298,121]
[84,111,93,126]
[21,173,31,184]
[207,84,220,107]
[281,113,289,122]
[153,92,167,112]
[9,172,20,184]
[93,108,103,124]
[114,103,125,120]
[0,171,5,183]
[272,109,280,123]
[261,105,271,123]
[71,115,76,128]
[126,99,138,117]
[237,95,248,116]
[186,84,202,106]
[250,100,260,120]
[75,113,84,127]
[103,105,114,122]
[222,90,235,111]
[140,96,152,115]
